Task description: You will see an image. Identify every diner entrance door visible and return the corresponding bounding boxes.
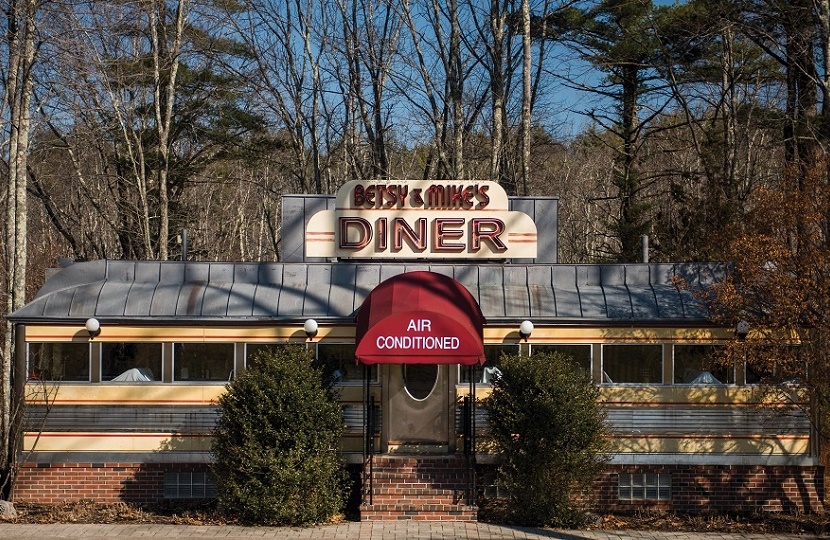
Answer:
[383,363,457,453]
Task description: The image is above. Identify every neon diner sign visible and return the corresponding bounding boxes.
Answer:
[305,180,537,260]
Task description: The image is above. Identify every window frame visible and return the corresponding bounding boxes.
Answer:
[601,343,663,385]
[172,342,236,384]
[27,342,91,383]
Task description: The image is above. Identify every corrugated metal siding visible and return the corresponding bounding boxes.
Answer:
[24,405,220,433]
[25,403,379,435]
[605,407,810,435]
[456,405,810,439]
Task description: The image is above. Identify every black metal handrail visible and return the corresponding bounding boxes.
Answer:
[363,365,374,505]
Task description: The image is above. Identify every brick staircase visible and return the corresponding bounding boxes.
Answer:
[360,454,478,521]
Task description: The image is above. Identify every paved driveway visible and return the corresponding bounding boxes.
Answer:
[0,523,824,540]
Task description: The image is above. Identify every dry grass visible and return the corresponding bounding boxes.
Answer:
[587,511,828,535]
[13,500,225,525]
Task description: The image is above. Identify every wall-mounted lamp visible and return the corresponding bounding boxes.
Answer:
[519,320,534,342]
[735,320,749,341]
[303,318,318,339]
[85,317,101,339]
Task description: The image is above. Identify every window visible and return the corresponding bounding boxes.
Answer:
[531,344,591,375]
[618,473,671,501]
[245,343,291,370]
[164,472,217,499]
[461,344,519,384]
[174,343,234,382]
[746,345,804,385]
[315,343,376,383]
[674,344,731,385]
[602,344,662,384]
[102,342,162,382]
[28,343,90,382]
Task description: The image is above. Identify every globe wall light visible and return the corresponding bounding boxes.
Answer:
[304,318,319,339]
[85,318,101,339]
[519,320,534,342]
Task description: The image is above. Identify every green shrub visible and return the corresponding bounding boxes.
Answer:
[483,351,609,527]
[211,345,347,525]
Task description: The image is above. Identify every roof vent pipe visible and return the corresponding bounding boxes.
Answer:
[181,228,188,261]
[640,234,649,264]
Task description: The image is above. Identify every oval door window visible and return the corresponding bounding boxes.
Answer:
[403,364,439,401]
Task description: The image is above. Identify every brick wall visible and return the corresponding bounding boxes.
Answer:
[14,461,826,515]
[593,464,825,514]
[13,463,211,504]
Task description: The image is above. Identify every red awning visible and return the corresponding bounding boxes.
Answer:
[355,271,485,365]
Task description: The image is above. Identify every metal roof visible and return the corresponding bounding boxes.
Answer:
[8,260,724,325]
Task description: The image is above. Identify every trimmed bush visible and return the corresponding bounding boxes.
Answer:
[483,351,609,527]
[211,345,347,525]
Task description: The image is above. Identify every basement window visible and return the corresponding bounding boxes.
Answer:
[618,473,671,501]
[164,472,217,499]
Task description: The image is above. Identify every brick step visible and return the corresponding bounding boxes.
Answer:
[369,498,464,506]
[360,503,478,522]
[371,477,467,484]
[369,492,466,503]
[371,487,462,496]
[362,455,476,521]
[369,468,468,476]
[369,456,468,465]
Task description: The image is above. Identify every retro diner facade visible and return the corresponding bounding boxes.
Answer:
[8,181,824,518]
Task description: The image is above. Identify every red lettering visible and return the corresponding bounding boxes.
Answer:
[411,188,423,206]
[433,218,465,252]
[462,186,475,208]
[353,184,365,207]
[340,217,372,249]
[376,217,388,250]
[477,185,490,209]
[451,185,465,206]
[471,218,506,251]
[427,185,444,207]
[393,217,427,251]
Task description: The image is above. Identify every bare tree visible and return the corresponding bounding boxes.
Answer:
[1,0,39,497]
[521,0,530,194]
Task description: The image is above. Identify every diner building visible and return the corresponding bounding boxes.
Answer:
[7,180,824,520]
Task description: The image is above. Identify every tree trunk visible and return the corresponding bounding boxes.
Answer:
[521,0,531,196]
[2,0,37,497]
[152,0,188,260]
[783,0,818,170]
[449,0,464,179]
[489,0,505,182]
[617,62,641,262]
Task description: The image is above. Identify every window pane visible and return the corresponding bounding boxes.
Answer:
[315,343,376,383]
[28,343,90,382]
[245,343,292,371]
[174,343,234,382]
[674,345,730,384]
[603,344,662,384]
[461,344,518,384]
[531,344,591,375]
[102,342,162,382]
[746,345,803,385]
[618,473,671,501]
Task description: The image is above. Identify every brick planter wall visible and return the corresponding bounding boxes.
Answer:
[592,464,825,514]
[14,460,825,516]
[13,463,212,504]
